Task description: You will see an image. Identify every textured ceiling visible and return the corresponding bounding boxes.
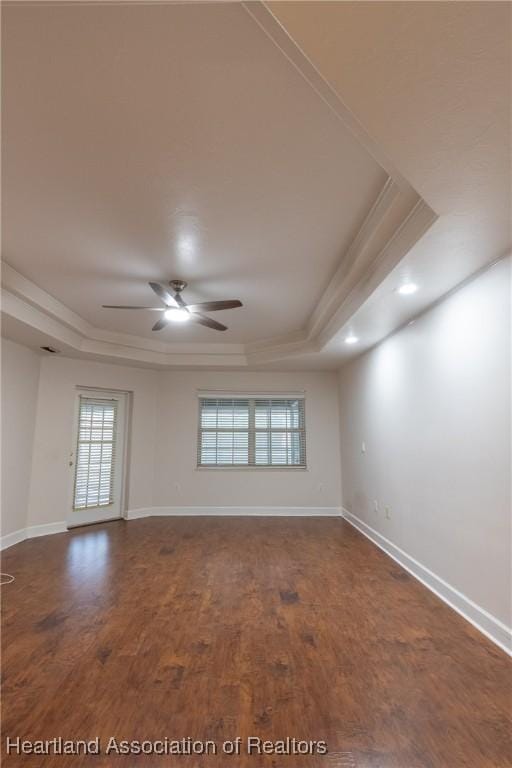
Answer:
[1,1,509,368]
[1,2,385,344]
[269,1,511,364]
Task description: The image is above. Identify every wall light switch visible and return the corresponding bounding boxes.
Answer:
[361,441,366,454]
[373,500,379,513]
[385,506,391,520]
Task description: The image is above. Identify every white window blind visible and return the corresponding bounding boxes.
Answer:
[197,397,306,468]
[73,397,118,509]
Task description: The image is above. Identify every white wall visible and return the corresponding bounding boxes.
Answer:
[23,361,341,525]
[339,257,511,628]
[152,370,341,510]
[1,339,41,536]
[27,356,159,526]
[2,260,509,651]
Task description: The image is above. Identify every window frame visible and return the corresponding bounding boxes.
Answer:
[196,396,307,470]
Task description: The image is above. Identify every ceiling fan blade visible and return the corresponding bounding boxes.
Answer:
[152,316,169,331]
[186,300,242,313]
[188,312,227,332]
[149,282,179,308]
[173,292,186,308]
[102,305,165,311]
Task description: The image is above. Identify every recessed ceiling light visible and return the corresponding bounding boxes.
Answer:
[345,335,359,345]
[164,308,190,323]
[397,282,418,295]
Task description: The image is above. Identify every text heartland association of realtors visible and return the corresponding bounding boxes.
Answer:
[6,737,329,756]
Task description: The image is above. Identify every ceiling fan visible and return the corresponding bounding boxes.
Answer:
[102,280,242,332]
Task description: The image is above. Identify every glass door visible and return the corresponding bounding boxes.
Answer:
[69,390,127,526]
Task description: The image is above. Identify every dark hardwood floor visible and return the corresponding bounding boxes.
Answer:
[1,517,511,768]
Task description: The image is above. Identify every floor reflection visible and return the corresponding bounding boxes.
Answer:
[66,529,110,584]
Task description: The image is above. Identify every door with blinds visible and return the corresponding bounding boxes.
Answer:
[69,390,127,526]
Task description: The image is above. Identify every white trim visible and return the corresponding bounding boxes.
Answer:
[27,521,67,539]
[1,510,342,550]
[4,510,508,656]
[0,528,27,550]
[242,3,408,185]
[197,390,305,400]
[127,506,342,519]
[68,388,128,527]
[1,1,438,372]
[1,521,67,550]
[342,509,512,656]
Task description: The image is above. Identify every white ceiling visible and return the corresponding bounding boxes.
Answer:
[2,1,509,369]
[2,1,385,343]
[269,1,511,366]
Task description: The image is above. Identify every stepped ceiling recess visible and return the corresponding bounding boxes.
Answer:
[2,2,509,369]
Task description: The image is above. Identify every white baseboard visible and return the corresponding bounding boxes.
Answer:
[1,521,67,550]
[3,508,508,655]
[127,506,342,520]
[0,528,27,550]
[1,510,339,548]
[27,521,67,539]
[342,508,512,656]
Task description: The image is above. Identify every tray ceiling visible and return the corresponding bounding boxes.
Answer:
[1,1,437,368]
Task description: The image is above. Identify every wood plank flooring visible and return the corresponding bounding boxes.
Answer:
[1,517,511,768]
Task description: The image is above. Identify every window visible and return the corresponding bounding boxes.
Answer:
[73,397,118,509]
[197,397,306,468]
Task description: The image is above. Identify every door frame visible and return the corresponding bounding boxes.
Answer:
[67,386,132,528]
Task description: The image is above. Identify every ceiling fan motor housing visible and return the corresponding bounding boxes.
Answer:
[169,279,187,293]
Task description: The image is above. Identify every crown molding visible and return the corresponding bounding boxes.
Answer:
[2,175,435,369]
[1,277,247,368]
[243,2,415,192]
[316,196,437,349]
[2,263,243,357]
[1,1,437,369]
[307,177,400,340]
[243,190,436,365]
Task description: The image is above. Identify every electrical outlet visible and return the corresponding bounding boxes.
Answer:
[385,505,391,520]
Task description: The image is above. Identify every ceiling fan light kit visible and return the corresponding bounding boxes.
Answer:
[164,308,189,323]
[102,280,243,332]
